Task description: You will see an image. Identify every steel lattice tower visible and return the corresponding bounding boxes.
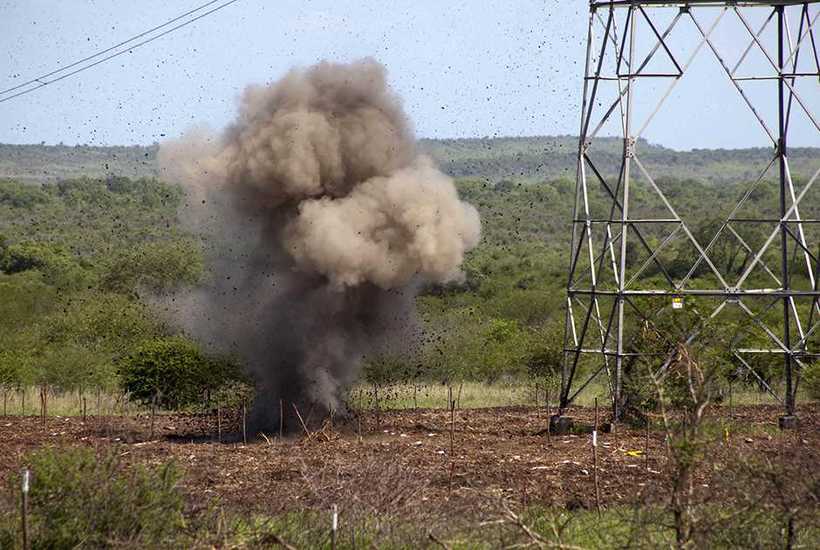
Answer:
[560,0,820,425]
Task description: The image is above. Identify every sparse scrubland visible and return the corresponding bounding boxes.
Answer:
[0,140,819,548]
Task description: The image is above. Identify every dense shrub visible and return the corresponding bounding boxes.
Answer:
[0,180,50,208]
[0,240,94,289]
[0,448,185,548]
[101,238,203,293]
[525,320,563,380]
[120,336,242,409]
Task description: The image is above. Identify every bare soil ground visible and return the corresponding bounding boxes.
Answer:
[1,403,818,518]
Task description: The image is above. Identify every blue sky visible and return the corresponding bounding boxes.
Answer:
[1,0,817,150]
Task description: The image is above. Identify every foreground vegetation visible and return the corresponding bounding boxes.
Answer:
[1,429,817,549]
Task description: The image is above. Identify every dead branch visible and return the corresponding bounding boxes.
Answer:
[292,403,311,437]
[428,531,452,550]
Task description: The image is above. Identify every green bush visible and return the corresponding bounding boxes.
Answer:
[525,320,564,380]
[0,240,94,290]
[101,238,203,294]
[0,180,50,208]
[0,447,185,548]
[120,336,242,409]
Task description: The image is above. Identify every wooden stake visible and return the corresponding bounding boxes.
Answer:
[373,384,380,429]
[217,401,222,443]
[448,389,456,496]
[241,400,247,445]
[279,398,284,439]
[545,385,552,445]
[331,504,338,550]
[449,392,455,456]
[292,403,310,437]
[82,397,87,423]
[21,468,30,550]
[150,393,157,440]
[593,397,602,517]
[40,386,46,427]
[448,459,455,497]
[645,417,650,472]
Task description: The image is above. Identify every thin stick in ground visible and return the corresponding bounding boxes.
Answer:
[645,416,650,472]
[217,401,222,443]
[593,397,602,517]
[150,393,157,440]
[242,400,247,445]
[39,386,47,427]
[448,387,456,495]
[292,403,311,437]
[449,386,455,455]
[545,385,552,445]
[331,504,338,550]
[373,384,380,429]
[279,398,284,439]
[21,468,30,550]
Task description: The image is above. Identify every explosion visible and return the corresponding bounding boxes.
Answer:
[160,59,480,433]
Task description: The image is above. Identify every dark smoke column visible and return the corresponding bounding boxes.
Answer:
[160,59,480,434]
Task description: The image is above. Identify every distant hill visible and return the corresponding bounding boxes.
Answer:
[0,143,159,184]
[418,136,820,184]
[1,137,817,184]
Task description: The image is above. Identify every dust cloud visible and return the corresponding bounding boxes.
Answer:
[159,59,480,433]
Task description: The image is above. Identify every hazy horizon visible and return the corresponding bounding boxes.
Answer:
[4,133,819,154]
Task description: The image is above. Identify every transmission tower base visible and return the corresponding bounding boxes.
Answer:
[778,415,799,430]
[549,415,574,435]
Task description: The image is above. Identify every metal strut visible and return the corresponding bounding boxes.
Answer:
[560,1,820,424]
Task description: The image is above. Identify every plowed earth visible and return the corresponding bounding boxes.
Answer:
[1,403,818,517]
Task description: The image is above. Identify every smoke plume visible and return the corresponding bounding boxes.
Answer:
[160,59,480,432]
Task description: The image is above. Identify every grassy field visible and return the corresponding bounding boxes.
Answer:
[0,378,801,418]
[0,386,143,417]
[349,378,802,411]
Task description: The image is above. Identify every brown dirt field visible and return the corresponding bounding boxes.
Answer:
[1,403,818,517]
